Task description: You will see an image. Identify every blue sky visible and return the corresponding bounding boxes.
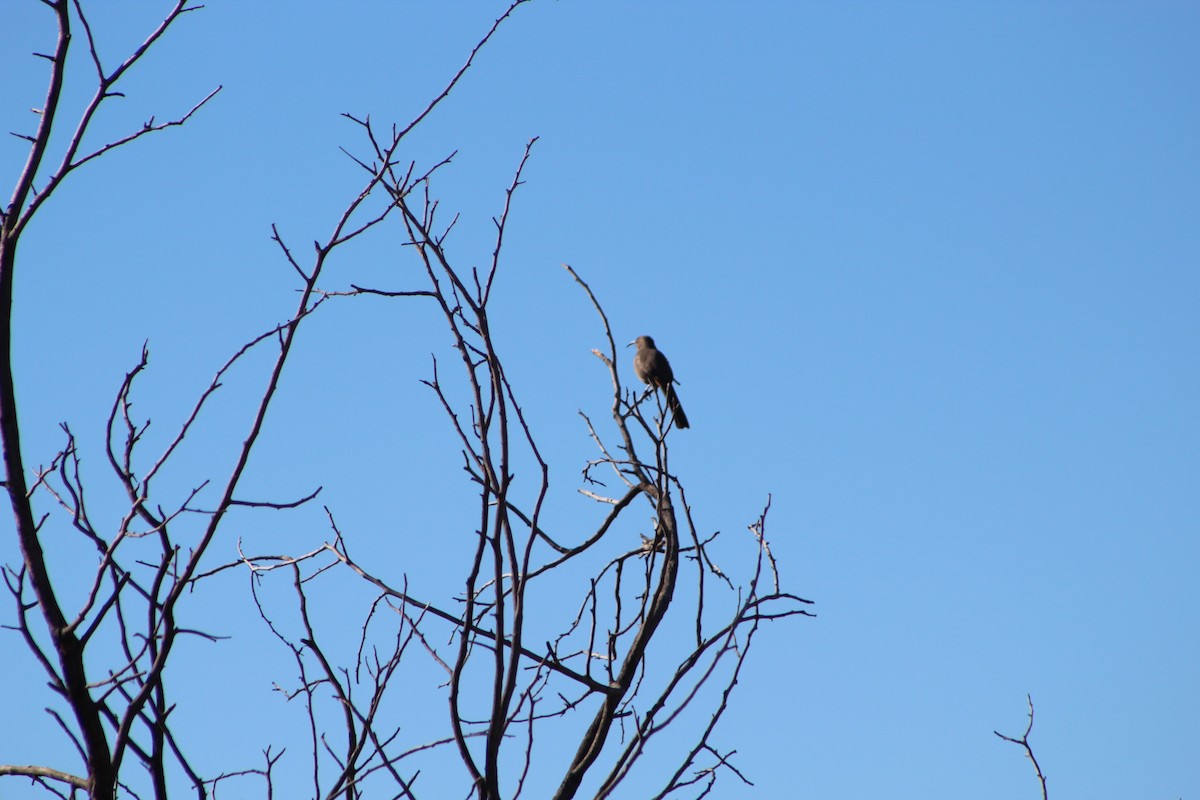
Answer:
[2,2,1198,798]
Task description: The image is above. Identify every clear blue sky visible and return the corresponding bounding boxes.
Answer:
[2,2,1197,798]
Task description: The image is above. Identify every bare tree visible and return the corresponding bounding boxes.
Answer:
[1,3,227,797]
[2,3,810,799]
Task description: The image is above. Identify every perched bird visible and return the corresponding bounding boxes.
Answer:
[629,335,690,429]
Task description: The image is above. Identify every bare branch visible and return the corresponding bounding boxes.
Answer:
[994,695,1049,800]
[228,486,323,510]
[0,764,88,790]
[12,2,219,237]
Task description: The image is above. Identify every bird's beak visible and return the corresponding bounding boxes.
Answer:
[626,340,635,348]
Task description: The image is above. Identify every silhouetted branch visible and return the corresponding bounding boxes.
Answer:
[995,695,1049,800]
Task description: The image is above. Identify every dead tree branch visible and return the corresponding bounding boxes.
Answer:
[994,695,1049,800]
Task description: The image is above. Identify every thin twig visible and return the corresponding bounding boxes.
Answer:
[994,695,1049,800]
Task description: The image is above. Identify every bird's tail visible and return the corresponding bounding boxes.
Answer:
[665,385,690,429]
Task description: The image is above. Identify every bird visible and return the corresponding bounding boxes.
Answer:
[629,335,689,429]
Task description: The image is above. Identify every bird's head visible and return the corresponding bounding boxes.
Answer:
[628,335,655,349]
